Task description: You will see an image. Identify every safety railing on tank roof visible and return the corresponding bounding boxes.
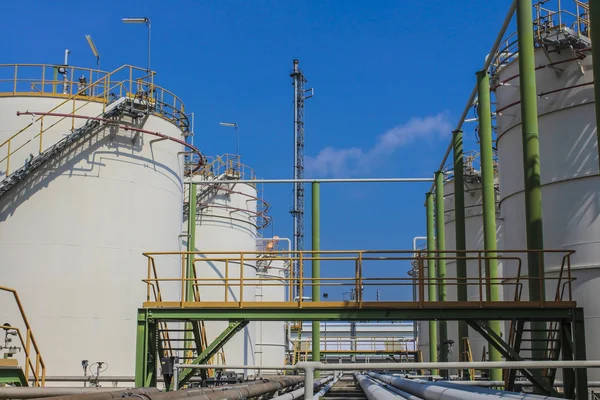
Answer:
[442,150,498,183]
[186,154,272,228]
[140,249,575,309]
[490,0,590,76]
[0,63,189,130]
[196,154,256,181]
[0,286,46,387]
[0,64,192,177]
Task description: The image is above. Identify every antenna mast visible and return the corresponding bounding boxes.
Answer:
[290,59,313,290]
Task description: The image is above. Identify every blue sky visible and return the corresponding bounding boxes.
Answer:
[1,0,514,301]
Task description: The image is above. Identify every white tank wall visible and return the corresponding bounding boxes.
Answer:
[0,97,106,174]
[0,96,184,379]
[254,258,288,367]
[443,179,504,364]
[496,47,600,373]
[188,179,258,368]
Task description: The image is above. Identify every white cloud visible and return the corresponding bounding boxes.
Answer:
[305,112,451,177]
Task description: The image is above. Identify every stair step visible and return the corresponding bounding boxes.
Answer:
[159,329,194,332]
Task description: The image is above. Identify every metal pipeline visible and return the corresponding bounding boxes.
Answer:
[366,373,564,400]
[313,373,339,399]
[418,380,562,400]
[0,387,153,400]
[37,379,292,400]
[354,373,413,400]
[363,375,423,400]
[31,387,159,400]
[271,376,334,400]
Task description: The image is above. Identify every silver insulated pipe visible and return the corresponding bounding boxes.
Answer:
[366,372,565,400]
[354,373,413,400]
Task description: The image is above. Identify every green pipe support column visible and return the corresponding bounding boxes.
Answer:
[590,0,600,169]
[425,192,438,375]
[452,130,470,379]
[434,171,448,376]
[517,0,546,361]
[311,182,320,377]
[186,182,197,302]
[476,70,503,382]
[185,183,197,356]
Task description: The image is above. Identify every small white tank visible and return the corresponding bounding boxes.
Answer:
[187,159,261,368]
[254,257,289,367]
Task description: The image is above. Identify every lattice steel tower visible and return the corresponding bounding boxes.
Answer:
[290,59,313,274]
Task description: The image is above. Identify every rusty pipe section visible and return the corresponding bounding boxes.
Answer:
[30,388,159,400]
[0,387,154,399]
[38,376,304,400]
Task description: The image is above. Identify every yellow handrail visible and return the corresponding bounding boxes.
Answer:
[0,64,189,177]
[142,249,576,309]
[0,286,45,386]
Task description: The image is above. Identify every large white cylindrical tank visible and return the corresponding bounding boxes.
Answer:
[443,176,504,364]
[254,257,288,367]
[188,177,258,368]
[496,45,600,372]
[0,95,184,379]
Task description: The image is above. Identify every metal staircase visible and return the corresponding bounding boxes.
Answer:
[491,256,574,395]
[0,98,127,198]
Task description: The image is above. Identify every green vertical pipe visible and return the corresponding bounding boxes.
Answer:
[452,130,470,379]
[185,183,197,356]
[589,0,600,170]
[517,0,546,361]
[425,192,438,375]
[434,171,448,375]
[476,70,502,382]
[186,183,197,302]
[311,182,320,377]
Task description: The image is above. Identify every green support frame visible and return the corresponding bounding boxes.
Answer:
[0,367,28,387]
[135,306,588,398]
[177,320,249,387]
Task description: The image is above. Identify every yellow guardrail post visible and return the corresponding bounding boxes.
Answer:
[240,253,245,308]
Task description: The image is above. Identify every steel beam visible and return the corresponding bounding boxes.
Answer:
[135,309,157,388]
[142,307,577,322]
[476,70,502,382]
[589,0,600,169]
[177,321,248,387]
[573,308,589,398]
[452,129,469,379]
[434,172,448,374]
[517,0,546,361]
[185,182,198,366]
[425,192,438,371]
[561,321,575,399]
[311,182,320,377]
[466,320,555,396]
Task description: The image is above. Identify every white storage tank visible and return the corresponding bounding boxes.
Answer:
[187,159,261,369]
[495,29,599,374]
[0,65,186,380]
[254,256,289,368]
